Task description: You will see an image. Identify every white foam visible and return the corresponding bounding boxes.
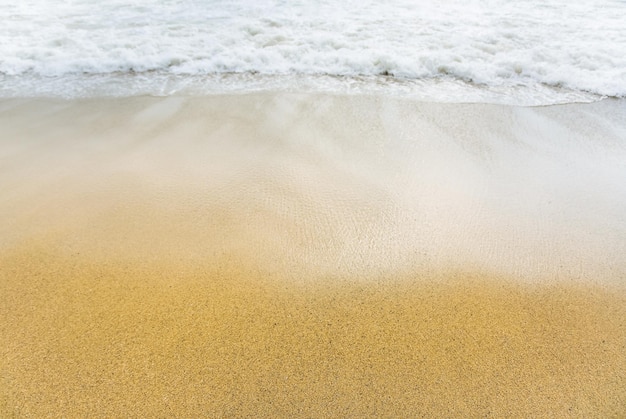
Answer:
[1,0,625,102]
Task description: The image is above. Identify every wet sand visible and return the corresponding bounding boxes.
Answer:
[1,94,626,416]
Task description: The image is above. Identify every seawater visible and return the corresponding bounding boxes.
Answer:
[1,0,625,103]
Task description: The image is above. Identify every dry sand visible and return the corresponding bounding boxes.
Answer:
[1,94,625,417]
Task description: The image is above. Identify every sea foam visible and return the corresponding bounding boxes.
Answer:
[1,0,625,103]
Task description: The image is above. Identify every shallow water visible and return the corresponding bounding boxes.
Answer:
[1,95,625,282]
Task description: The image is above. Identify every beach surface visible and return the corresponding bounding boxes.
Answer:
[1,94,625,416]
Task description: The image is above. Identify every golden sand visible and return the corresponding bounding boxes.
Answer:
[2,244,625,417]
[1,95,626,416]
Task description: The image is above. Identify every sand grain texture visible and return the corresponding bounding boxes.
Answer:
[1,95,626,417]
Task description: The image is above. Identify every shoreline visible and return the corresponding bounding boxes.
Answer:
[1,93,625,415]
[0,73,611,106]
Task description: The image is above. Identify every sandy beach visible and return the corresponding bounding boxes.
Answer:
[1,94,626,416]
